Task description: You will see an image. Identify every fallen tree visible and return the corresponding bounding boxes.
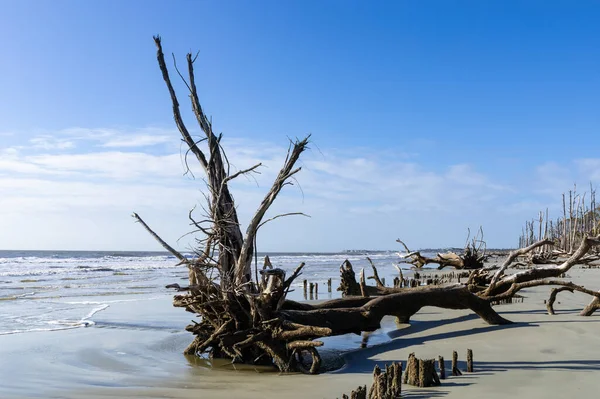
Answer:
[137,37,600,375]
[396,228,487,270]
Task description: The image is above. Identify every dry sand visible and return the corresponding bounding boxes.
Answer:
[2,265,600,399]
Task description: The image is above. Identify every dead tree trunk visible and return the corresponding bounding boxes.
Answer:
[396,227,487,270]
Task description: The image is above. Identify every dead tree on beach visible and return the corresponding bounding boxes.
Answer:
[396,227,487,270]
[337,236,600,320]
[518,184,600,263]
[136,37,600,375]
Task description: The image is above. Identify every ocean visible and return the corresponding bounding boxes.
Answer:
[0,250,418,336]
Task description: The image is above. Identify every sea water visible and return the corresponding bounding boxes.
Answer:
[0,250,430,336]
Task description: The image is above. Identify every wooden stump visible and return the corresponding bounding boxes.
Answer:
[403,353,419,386]
[452,351,462,376]
[417,359,440,387]
[328,278,332,293]
[403,354,440,388]
[341,362,401,399]
[385,362,402,398]
[438,356,445,379]
[341,385,367,399]
[466,349,473,372]
[303,279,307,298]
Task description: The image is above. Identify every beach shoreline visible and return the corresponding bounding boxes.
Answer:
[2,262,600,398]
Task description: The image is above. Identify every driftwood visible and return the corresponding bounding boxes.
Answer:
[138,37,600,375]
[396,228,486,270]
[339,260,401,297]
[403,353,440,388]
[438,356,445,379]
[451,351,462,376]
[466,349,473,373]
[340,386,367,399]
[546,287,574,315]
[340,362,401,399]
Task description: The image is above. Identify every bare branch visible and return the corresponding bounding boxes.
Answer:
[485,238,554,295]
[257,212,311,231]
[236,136,310,284]
[153,36,208,170]
[132,212,187,262]
[366,257,384,288]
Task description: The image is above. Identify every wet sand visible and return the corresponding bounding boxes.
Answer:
[2,266,600,398]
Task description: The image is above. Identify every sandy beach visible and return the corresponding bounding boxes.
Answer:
[2,260,600,399]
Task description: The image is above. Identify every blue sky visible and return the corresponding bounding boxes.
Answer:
[1,0,599,251]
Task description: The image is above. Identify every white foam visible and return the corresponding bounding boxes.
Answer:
[0,325,80,335]
[63,296,163,305]
[0,304,109,335]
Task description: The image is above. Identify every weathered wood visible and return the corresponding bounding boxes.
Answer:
[396,232,486,270]
[340,385,367,399]
[452,351,462,376]
[581,296,600,316]
[546,287,574,315]
[403,355,439,388]
[438,356,445,379]
[466,349,473,372]
[403,353,419,386]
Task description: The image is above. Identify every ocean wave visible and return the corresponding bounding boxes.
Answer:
[0,291,36,301]
[63,296,163,305]
[0,304,109,335]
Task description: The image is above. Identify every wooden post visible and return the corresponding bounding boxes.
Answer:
[389,361,402,397]
[452,351,462,376]
[417,359,439,387]
[438,355,445,379]
[341,385,366,399]
[417,359,428,387]
[327,278,332,292]
[365,362,401,398]
[315,282,319,299]
[403,353,419,386]
[467,349,473,372]
[303,279,307,299]
[309,282,314,300]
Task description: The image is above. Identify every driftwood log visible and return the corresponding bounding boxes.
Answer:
[396,228,487,270]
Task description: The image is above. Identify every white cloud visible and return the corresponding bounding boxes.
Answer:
[29,136,75,150]
[101,134,172,147]
[24,127,179,150]
[3,126,592,251]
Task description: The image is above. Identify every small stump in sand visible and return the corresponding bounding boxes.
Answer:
[438,355,445,379]
[466,349,473,373]
[340,362,402,399]
[452,351,462,376]
[403,353,440,388]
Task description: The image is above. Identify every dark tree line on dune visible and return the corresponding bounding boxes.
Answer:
[134,37,600,374]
